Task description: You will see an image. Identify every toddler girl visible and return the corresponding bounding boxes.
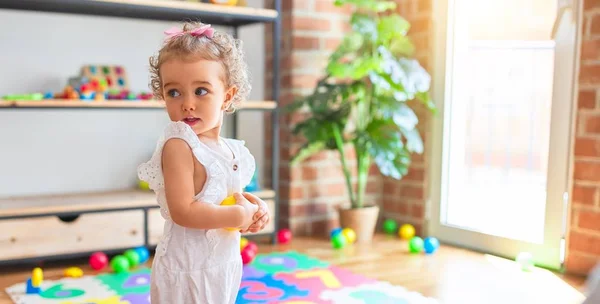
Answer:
[137,21,270,303]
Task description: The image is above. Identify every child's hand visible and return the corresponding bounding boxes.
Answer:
[233,193,258,230]
[240,192,270,234]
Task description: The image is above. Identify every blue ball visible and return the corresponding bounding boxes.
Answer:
[330,228,342,238]
[134,246,150,263]
[423,237,440,254]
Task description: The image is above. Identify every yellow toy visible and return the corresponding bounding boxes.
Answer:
[399,224,415,240]
[341,228,356,244]
[240,237,248,251]
[210,0,238,5]
[64,267,84,278]
[31,267,43,287]
[220,196,238,231]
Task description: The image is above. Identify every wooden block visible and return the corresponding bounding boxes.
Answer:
[80,65,129,91]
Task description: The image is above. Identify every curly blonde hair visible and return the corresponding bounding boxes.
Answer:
[149,21,251,113]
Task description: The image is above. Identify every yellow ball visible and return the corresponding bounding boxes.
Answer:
[341,228,356,244]
[399,224,415,240]
[240,237,249,251]
[64,267,83,278]
[221,196,238,231]
[31,267,43,287]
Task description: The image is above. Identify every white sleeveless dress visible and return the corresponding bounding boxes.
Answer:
[137,121,255,304]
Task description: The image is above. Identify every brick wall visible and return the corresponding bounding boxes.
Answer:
[264,0,431,237]
[566,0,600,275]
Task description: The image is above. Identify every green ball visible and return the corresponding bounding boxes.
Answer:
[110,255,130,273]
[124,249,140,267]
[382,219,398,235]
[409,236,424,253]
[331,233,346,249]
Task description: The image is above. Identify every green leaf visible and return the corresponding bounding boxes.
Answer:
[290,141,327,165]
[393,103,418,130]
[377,15,410,44]
[416,91,437,114]
[400,127,424,154]
[351,13,378,41]
[335,0,397,12]
[390,36,415,56]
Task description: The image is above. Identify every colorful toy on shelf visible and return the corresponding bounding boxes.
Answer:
[31,267,43,287]
[80,65,129,92]
[2,93,44,101]
[64,267,83,278]
[90,252,109,270]
[25,278,40,294]
[277,228,292,244]
[210,0,238,5]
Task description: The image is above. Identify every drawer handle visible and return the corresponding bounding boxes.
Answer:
[10,237,16,243]
[130,230,138,236]
[57,215,80,223]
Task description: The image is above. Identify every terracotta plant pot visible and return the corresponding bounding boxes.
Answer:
[338,205,380,244]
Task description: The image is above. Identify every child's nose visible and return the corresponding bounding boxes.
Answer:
[182,99,196,112]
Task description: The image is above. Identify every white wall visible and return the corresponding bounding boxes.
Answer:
[0,2,265,197]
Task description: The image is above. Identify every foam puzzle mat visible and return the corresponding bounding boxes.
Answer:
[6,251,439,304]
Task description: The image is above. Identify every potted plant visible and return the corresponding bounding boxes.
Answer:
[287,0,435,243]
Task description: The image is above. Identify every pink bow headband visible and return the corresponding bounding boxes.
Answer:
[163,24,214,42]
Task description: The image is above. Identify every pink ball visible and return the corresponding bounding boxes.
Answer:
[241,247,256,265]
[277,229,292,244]
[245,242,258,255]
[89,252,108,270]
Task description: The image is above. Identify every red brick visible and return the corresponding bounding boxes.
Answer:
[327,183,346,196]
[408,16,430,33]
[411,203,424,218]
[399,202,410,214]
[325,37,342,50]
[290,184,305,200]
[579,209,600,231]
[565,252,599,275]
[417,0,432,13]
[569,230,600,255]
[306,151,329,162]
[573,184,598,206]
[289,220,310,236]
[592,14,600,35]
[582,38,600,61]
[293,36,320,50]
[292,16,331,31]
[315,0,353,13]
[404,167,425,181]
[579,90,597,109]
[292,74,320,89]
[574,160,600,182]
[585,0,600,10]
[575,137,600,157]
[400,185,424,199]
[302,166,319,180]
[366,180,380,193]
[585,113,600,134]
[580,63,600,85]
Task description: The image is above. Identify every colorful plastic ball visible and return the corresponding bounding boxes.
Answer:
[409,236,424,253]
[382,219,398,235]
[399,224,416,240]
[134,247,150,264]
[241,247,256,265]
[277,228,292,244]
[89,252,109,270]
[110,255,130,273]
[423,237,440,254]
[245,241,258,255]
[64,267,83,278]
[240,237,249,251]
[330,227,342,238]
[124,249,140,267]
[341,228,356,244]
[331,233,346,249]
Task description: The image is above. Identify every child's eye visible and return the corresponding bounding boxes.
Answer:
[167,89,180,98]
[195,88,208,96]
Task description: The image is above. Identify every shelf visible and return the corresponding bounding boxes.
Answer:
[0,0,279,26]
[0,99,277,110]
[0,188,276,219]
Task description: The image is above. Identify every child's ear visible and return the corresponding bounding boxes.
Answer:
[223,86,238,110]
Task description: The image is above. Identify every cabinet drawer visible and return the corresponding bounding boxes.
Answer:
[0,210,144,260]
[149,199,276,244]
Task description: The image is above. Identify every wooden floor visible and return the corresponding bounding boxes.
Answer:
[0,234,589,304]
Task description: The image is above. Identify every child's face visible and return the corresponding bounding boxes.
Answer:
[160,57,235,136]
